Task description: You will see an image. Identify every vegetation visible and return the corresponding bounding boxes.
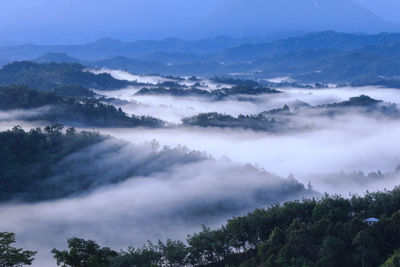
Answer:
[53,84,95,98]
[318,95,399,117]
[182,112,289,132]
[136,85,280,100]
[0,61,136,95]
[3,32,400,85]
[40,187,400,266]
[52,238,118,267]
[0,86,164,127]
[0,125,212,202]
[382,249,400,267]
[182,96,400,132]
[211,77,259,87]
[0,232,36,266]
[0,125,105,201]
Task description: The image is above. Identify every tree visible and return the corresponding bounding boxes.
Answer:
[0,232,36,267]
[52,237,118,267]
[44,123,64,137]
[318,236,345,267]
[352,231,379,267]
[159,239,187,267]
[382,249,400,267]
[66,127,77,136]
[110,242,162,267]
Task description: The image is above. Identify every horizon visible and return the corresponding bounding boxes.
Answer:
[2,29,400,47]
[1,0,400,45]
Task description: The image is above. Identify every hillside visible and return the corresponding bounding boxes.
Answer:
[0,61,136,93]
[34,187,400,267]
[0,86,164,127]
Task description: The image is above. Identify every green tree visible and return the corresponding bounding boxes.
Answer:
[110,242,161,267]
[52,237,118,267]
[0,232,36,267]
[318,236,345,267]
[382,249,400,267]
[159,239,187,267]
[352,231,379,267]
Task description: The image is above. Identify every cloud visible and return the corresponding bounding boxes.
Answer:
[2,81,400,266]
[0,139,312,266]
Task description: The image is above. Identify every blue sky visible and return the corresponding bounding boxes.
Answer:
[0,0,399,45]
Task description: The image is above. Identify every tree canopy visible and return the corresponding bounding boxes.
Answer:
[0,232,36,267]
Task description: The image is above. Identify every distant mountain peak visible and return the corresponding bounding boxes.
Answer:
[196,0,399,37]
[92,38,125,46]
[35,52,80,63]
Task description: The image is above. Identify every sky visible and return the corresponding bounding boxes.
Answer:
[355,0,400,24]
[0,0,399,45]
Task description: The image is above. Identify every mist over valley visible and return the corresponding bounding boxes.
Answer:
[1,1,400,266]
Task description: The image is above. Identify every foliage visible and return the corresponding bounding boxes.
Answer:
[382,249,400,267]
[0,125,210,202]
[52,238,118,267]
[0,125,104,201]
[211,77,259,87]
[55,188,400,266]
[136,85,279,100]
[182,112,288,132]
[0,61,135,93]
[0,86,164,127]
[182,96,400,131]
[0,232,36,267]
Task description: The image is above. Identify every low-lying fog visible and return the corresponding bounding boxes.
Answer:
[2,69,400,266]
[96,82,400,124]
[0,139,312,266]
[97,115,400,195]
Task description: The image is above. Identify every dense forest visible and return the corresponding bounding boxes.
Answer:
[3,187,399,266]
[318,95,399,117]
[136,85,280,100]
[0,126,215,202]
[182,112,290,132]
[0,61,138,95]
[181,95,400,132]
[0,125,104,201]
[0,85,164,127]
[50,187,400,267]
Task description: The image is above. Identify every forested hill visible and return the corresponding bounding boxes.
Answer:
[0,126,206,202]
[0,61,135,92]
[182,96,400,132]
[36,187,400,267]
[0,126,104,202]
[0,86,164,127]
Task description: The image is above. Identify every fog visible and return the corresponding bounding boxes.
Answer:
[0,106,52,122]
[0,138,312,266]
[2,70,400,266]
[95,84,400,124]
[90,68,174,84]
[88,77,400,194]
[96,114,400,191]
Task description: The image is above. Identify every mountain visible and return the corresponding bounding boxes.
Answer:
[4,32,400,84]
[295,52,400,82]
[0,61,135,91]
[198,0,399,37]
[0,35,303,62]
[35,52,81,63]
[215,31,400,62]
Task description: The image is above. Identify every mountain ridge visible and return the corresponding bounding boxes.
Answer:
[196,0,399,37]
